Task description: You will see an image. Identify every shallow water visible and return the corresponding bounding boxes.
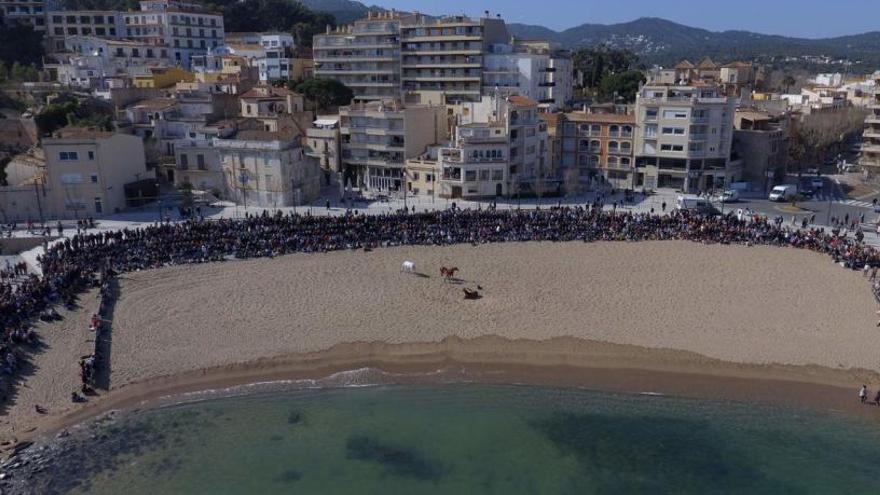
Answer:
[54,385,880,494]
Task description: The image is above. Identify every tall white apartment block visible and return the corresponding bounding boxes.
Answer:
[399,15,509,103]
[0,0,53,31]
[482,40,572,110]
[634,83,737,192]
[339,99,447,190]
[256,33,295,82]
[861,72,880,178]
[313,11,414,102]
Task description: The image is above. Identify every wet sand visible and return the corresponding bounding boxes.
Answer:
[4,241,880,444]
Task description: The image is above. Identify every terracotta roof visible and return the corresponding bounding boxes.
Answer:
[49,126,114,139]
[696,57,717,69]
[675,59,695,69]
[562,112,635,124]
[240,85,299,100]
[721,61,752,69]
[507,95,538,107]
[539,113,562,127]
[130,97,177,110]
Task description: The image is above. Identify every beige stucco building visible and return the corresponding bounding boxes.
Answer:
[42,128,150,217]
[634,83,738,192]
[339,100,447,191]
[860,72,880,178]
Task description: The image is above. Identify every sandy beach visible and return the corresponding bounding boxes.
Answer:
[4,240,880,442]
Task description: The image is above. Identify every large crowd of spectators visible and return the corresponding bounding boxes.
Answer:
[2,206,879,403]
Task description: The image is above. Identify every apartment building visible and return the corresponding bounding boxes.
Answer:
[255,33,295,82]
[339,99,447,190]
[860,72,880,178]
[172,121,225,193]
[46,36,171,88]
[634,83,737,192]
[733,108,790,185]
[0,0,50,31]
[399,14,510,103]
[482,40,572,110]
[313,11,414,101]
[305,117,342,184]
[42,127,148,216]
[648,59,763,97]
[214,119,320,207]
[556,111,636,190]
[439,94,550,199]
[46,11,126,50]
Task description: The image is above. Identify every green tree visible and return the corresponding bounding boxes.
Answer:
[180,182,195,209]
[598,70,646,103]
[781,74,796,93]
[0,23,44,68]
[292,78,353,111]
[0,156,10,186]
[572,46,640,101]
[10,62,39,82]
[35,101,79,135]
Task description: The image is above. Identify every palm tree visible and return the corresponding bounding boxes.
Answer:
[782,74,796,94]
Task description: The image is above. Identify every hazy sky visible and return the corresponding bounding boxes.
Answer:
[370,0,878,38]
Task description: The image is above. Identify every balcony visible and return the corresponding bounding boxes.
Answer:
[404,75,481,82]
[346,140,405,151]
[608,148,632,155]
[441,169,462,181]
[689,133,708,141]
[866,116,880,125]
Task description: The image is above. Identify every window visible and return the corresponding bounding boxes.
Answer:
[662,109,688,119]
[492,170,503,180]
[660,144,684,152]
[479,170,489,181]
[94,198,103,214]
[645,108,658,120]
[196,154,205,170]
[465,170,477,181]
[59,151,79,161]
[662,127,685,135]
[179,154,189,169]
[52,15,62,23]
[90,174,98,183]
[88,151,94,160]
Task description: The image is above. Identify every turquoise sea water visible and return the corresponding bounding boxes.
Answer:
[56,385,880,494]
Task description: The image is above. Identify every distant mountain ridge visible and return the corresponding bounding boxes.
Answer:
[299,1,880,67]
[298,0,380,25]
[506,17,880,66]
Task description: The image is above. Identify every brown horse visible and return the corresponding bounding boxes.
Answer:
[440,266,459,281]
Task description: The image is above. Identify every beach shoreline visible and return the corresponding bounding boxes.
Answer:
[5,240,880,447]
[9,334,880,451]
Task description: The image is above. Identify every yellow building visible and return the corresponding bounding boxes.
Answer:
[133,67,196,89]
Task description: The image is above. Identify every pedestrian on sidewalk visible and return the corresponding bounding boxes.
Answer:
[860,385,868,404]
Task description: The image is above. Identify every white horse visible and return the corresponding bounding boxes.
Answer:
[401,260,416,273]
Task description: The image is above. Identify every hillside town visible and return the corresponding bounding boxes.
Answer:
[0,0,877,224]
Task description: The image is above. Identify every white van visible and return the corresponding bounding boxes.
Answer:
[769,184,797,202]
[676,195,710,210]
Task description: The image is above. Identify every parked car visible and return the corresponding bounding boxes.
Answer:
[769,184,798,202]
[799,185,815,198]
[713,190,740,203]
